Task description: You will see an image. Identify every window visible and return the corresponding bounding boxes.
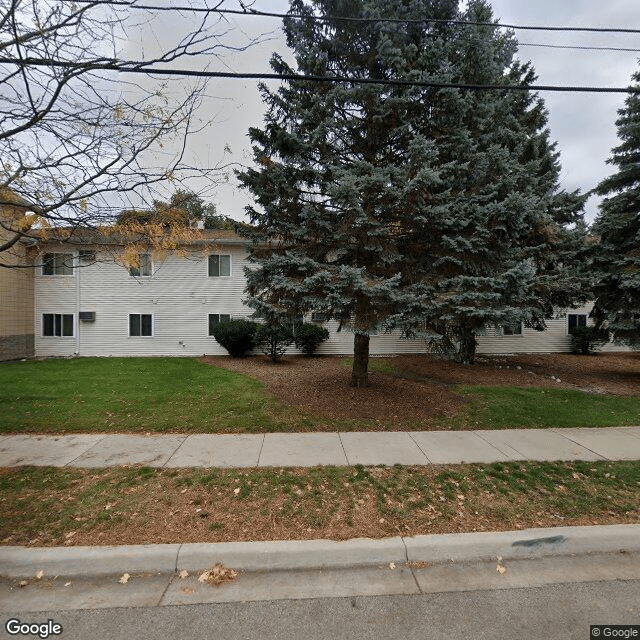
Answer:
[208,313,231,335]
[42,253,73,276]
[43,314,74,337]
[208,254,231,277]
[502,322,522,336]
[78,250,96,263]
[129,314,153,337]
[568,314,587,334]
[129,253,152,277]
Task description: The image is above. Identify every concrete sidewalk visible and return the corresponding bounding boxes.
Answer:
[1,426,639,468]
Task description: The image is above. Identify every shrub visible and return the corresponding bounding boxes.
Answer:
[255,322,295,363]
[570,325,610,355]
[211,319,260,357]
[294,322,330,356]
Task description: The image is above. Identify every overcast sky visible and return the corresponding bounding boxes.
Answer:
[143,0,640,225]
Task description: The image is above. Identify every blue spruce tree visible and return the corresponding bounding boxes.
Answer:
[237,0,586,384]
[398,0,587,363]
[591,69,640,347]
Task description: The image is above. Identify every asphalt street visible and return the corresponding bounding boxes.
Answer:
[4,579,639,640]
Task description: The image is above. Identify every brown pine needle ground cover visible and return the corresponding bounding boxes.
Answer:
[1,461,638,548]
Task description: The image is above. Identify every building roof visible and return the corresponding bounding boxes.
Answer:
[27,225,249,247]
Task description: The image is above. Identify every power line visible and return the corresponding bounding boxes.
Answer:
[69,1,640,34]
[519,43,640,53]
[2,56,639,93]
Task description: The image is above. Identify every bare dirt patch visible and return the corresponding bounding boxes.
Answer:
[201,352,640,428]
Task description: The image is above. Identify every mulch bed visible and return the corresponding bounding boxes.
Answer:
[201,352,640,427]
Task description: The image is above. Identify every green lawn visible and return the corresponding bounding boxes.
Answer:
[1,357,639,433]
[445,385,640,430]
[0,357,314,434]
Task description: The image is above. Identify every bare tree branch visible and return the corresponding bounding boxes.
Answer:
[0,0,263,256]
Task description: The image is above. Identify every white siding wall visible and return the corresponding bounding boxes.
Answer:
[35,246,254,357]
[313,321,429,356]
[33,245,632,357]
[35,253,79,358]
[476,304,629,354]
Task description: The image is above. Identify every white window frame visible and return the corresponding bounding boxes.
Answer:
[42,313,74,337]
[129,253,153,277]
[567,313,587,335]
[502,322,523,336]
[42,252,75,276]
[208,313,232,335]
[208,254,232,277]
[128,313,154,337]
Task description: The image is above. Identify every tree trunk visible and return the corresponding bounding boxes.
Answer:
[351,333,370,387]
[456,327,477,364]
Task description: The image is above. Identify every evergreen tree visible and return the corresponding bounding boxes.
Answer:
[591,69,640,347]
[237,0,586,385]
[238,0,461,386]
[398,0,587,363]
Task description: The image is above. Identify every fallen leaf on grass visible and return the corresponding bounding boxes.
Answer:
[35,570,44,581]
[119,573,131,584]
[198,563,238,586]
[496,564,507,575]
[178,570,189,579]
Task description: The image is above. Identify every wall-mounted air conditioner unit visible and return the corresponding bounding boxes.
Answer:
[79,311,96,322]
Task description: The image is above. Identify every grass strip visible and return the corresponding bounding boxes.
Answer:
[447,385,640,429]
[1,461,638,547]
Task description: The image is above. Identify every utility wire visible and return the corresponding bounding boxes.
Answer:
[2,56,639,93]
[519,43,640,52]
[68,0,640,34]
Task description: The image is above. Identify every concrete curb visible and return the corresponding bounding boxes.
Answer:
[0,544,180,579]
[404,524,640,564]
[1,525,638,579]
[177,537,407,572]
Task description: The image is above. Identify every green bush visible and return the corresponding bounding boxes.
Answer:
[294,322,330,356]
[256,322,295,363]
[570,325,610,355]
[211,319,260,357]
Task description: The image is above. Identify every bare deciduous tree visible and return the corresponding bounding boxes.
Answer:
[0,0,255,260]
